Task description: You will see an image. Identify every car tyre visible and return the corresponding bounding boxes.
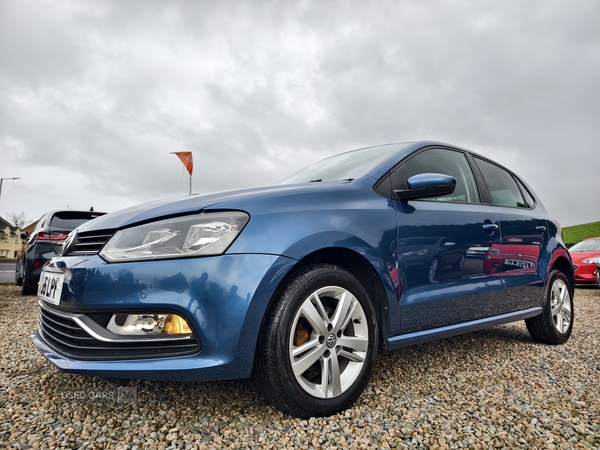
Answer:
[21,266,37,296]
[253,264,378,417]
[428,258,439,283]
[452,254,465,271]
[15,261,23,286]
[525,269,573,344]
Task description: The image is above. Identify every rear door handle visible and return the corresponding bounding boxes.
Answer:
[536,226,546,233]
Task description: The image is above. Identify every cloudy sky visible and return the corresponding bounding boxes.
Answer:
[0,0,598,228]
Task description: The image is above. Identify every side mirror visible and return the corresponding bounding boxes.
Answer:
[20,232,28,239]
[394,173,456,201]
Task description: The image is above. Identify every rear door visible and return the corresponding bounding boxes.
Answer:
[472,157,548,308]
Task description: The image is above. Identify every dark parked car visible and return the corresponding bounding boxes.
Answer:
[32,142,574,417]
[16,210,105,295]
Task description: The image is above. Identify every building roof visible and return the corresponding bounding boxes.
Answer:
[22,220,38,235]
[0,216,19,233]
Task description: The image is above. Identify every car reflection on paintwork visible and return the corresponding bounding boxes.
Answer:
[483,236,542,275]
[394,236,465,286]
[466,245,490,258]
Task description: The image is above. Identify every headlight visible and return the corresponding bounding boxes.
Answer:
[100,211,249,262]
[582,257,600,264]
[400,249,428,257]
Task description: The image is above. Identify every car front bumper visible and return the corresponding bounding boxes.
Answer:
[574,263,597,283]
[31,253,296,381]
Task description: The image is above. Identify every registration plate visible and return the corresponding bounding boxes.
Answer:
[504,259,535,270]
[38,272,65,305]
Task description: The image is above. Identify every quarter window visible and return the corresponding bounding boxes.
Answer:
[475,157,526,208]
[516,178,535,207]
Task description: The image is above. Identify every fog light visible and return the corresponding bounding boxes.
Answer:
[163,314,192,334]
[107,313,192,336]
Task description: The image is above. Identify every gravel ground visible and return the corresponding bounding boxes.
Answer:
[0,284,598,449]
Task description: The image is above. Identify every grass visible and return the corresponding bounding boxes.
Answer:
[563,221,600,247]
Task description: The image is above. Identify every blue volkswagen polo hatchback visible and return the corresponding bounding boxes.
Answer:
[33,141,574,417]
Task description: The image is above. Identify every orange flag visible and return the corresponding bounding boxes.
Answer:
[172,151,193,176]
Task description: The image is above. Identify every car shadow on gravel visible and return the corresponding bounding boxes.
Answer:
[42,372,274,418]
[575,284,599,290]
[43,324,537,416]
[371,324,538,381]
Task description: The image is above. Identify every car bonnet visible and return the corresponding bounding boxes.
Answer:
[75,182,354,231]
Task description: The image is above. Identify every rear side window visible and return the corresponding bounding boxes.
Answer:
[395,148,480,203]
[475,157,526,208]
[50,212,104,230]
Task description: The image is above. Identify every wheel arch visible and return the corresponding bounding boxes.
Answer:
[296,247,391,347]
[549,252,575,298]
[258,242,395,354]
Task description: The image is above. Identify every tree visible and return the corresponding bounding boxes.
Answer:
[7,211,31,229]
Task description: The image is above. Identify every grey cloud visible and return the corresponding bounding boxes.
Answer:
[0,0,598,225]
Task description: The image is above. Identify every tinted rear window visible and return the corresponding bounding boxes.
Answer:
[50,212,104,230]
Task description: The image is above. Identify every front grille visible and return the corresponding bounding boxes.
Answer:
[38,302,200,360]
[63,229,115,256]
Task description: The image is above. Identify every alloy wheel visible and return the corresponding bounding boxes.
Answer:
[289,286,369,399]
[550,278,572,334]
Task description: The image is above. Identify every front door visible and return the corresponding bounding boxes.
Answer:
[391,147,504,334]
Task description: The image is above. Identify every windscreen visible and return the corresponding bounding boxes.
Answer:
[569,239,600,252]
[272,143,409,185]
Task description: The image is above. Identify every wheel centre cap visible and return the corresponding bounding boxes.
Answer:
[326,334,337,348]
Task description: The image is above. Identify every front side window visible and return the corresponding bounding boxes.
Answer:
[475,157,525,208]
[393,148,480,203]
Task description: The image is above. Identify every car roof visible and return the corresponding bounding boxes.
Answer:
[362,140,490,181]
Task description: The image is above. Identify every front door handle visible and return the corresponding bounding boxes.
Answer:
[483,223,499,233]
[536,226,546,233]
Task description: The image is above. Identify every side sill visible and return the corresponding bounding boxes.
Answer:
[385,307,543,350]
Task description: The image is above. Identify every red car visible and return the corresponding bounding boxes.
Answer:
[569,237,600,284]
